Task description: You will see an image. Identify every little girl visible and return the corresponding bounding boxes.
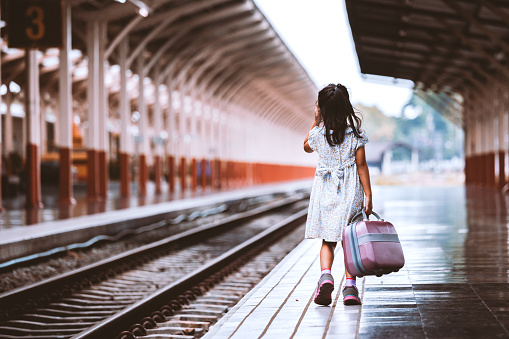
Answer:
[303,83,373,306]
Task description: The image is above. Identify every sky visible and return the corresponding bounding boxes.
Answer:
[254,0,414,117]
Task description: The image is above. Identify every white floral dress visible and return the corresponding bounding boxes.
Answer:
[305,126,369,242]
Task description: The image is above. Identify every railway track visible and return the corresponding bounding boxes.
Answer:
[0,195,309,339]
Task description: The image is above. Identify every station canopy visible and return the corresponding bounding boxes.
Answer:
[1,0,317,132]
[345,0,509,126]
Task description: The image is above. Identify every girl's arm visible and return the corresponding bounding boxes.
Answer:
[303,122,317,153]
[303,105,321,153]
[355,146,373,214]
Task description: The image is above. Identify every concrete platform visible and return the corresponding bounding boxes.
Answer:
[0,180,312,264]
[205,185,509,338]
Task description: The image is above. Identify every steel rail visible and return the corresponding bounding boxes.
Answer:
[73,208,308,339]
[0,194,305,318]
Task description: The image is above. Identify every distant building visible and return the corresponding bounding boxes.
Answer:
[366,142,418,175]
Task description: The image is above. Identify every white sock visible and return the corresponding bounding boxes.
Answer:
[346,277,356,287]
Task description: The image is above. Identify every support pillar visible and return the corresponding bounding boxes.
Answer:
[209,106,216,190]
[225,161,230,189]
[463,97,470,185]
[0,28,3,210]
[58,1,75,205]
[180,156,186,192]
[5,92,13,156]
[137,55,148,196]
[498,78,508,189]
[86,20,100,201]
[166,80,175,193]
[217,159,222,189]
[119,38,131,198]
[475,94,483,185]
[4,91,13,197]
[152,67,163,194]
[25,50,43,208]
[199,99,207,190]
[504,79,509,186]
[190,95,198,192]
[40,104,46,155]
[201,158,206,189]
[139,154,147,196]
[154,156,162,194]
[98,21,108,199]
[210,159,215,190]
[167,155,175,193]
[178,91,186,193]
[486,91,496,188]
[98,151,107,197]
[191,158,197,191]
[230,161,234,188]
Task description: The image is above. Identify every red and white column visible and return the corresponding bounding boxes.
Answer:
[98,21,109,199]
[152,65,163,195]
[200,97,207,190]
[86,20,100,201]
[58,1,75,205]
[503,79,509,187]
[166,79,175,193]
[119,38,131,198]
[4,92,13,192]
[25,50,43,208]
[190,94,198,191]
[137,55,148,196]
[179,91,186,192]
[209,104,218,189]
[0,29,3,210]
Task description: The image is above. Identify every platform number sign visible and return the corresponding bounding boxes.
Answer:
[7,0,63,49]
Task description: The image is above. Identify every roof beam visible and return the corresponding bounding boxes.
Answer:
[478,0,509,24]
[126,0,233,68]
[436,17,509,78]
[355,0,508,30]
[420,31,493,92]
[442,0,509,55]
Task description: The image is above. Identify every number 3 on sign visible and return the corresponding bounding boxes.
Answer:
[26,6,45,41]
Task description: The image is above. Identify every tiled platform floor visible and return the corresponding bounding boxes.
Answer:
[206,185,509,338]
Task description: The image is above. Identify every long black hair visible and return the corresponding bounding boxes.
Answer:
[317,83,362,147]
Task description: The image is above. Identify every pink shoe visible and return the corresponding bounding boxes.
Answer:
[342,285,361,305]
[314,273,334,306]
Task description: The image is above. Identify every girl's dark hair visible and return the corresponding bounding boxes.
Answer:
[317,83,362,147]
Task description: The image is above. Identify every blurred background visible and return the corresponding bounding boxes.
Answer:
[256,0,464,186]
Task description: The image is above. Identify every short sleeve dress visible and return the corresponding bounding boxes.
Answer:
[305,126,369,242]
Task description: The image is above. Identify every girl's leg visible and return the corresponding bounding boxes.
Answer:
[343,255,361,305]
[345,268,355,282]
[320,240,336,270]
[315,240,336,306]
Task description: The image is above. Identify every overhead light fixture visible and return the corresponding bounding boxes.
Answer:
[138,7,149,17]
[129,0,151,17]
[495,51,505,61]
[116,0,151,16]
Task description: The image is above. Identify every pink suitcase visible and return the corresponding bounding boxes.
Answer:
[342,210,404,277]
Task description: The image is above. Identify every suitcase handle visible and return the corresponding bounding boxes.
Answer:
[350,210,383,223]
